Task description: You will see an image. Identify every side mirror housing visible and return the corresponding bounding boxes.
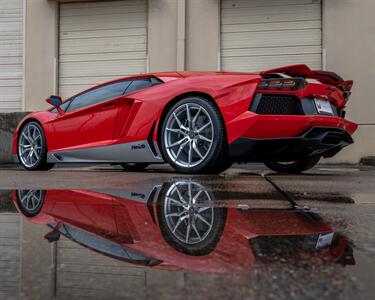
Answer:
[46,95,62,108]
[46,95,64,115]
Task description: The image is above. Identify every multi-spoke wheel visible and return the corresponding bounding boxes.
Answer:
[161,97,228,174]
[157,180,226,255]
[17,121,54,171]
[16,190,45,217]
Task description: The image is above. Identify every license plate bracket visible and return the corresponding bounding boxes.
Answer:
[314,98,334,115]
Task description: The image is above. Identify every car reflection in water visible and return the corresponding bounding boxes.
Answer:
[13,180,355,274]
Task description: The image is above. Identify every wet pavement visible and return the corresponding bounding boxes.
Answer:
[0,164,374,300]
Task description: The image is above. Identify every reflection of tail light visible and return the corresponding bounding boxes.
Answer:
[257,78,307,91]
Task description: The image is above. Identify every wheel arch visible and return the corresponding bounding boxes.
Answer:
[15,118,49,151]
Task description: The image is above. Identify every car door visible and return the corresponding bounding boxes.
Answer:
[48,80,131,151]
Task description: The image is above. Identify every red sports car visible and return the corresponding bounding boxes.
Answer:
[13,64,357,174]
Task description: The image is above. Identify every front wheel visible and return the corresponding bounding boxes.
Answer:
[264,156,321,174]
[160,97,227,174]
[17,121,54,171]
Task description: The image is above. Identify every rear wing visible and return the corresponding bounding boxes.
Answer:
[260,64,353,92]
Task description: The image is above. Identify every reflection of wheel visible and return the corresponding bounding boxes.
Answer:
[160,97,228,174]
[16,190,45,217]
[120,163,149,171]
[17,121,54,171]
[264,156,321,174]
[157,181,226,256]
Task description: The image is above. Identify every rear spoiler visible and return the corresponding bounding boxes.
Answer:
[260,64,353,92]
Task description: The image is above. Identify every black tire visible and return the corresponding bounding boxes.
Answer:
[17,121,54,171]
[210,159,233,174]
[264,156,321,174]
[15,190,45,217]
[157,181,227,256]
[120,163,149,171]
[160,97,227,174]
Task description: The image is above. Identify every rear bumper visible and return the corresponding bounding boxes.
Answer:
[229,127,354,162]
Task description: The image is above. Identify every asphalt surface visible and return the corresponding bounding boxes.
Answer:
[0,163,374,300]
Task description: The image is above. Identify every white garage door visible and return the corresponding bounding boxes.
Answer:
[59,0,148,99]
[221,0,322,72]
[0,0,23,112]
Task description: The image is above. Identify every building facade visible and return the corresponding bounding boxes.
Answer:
[1,0,374,163]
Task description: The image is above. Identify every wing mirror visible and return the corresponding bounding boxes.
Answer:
[46,95,64,114]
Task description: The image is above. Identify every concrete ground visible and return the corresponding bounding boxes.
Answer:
[0,163,374,299]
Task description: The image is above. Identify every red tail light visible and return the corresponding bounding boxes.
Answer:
[257,78,307,91]
[337,80,353,92]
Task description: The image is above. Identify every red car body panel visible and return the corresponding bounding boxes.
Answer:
[12,64,358,165]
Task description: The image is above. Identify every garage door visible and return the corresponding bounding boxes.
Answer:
[59,0,148,99]
[221,0,322,72]
[0,0,23,112]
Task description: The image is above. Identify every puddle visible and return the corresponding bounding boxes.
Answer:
[0,178,372,299]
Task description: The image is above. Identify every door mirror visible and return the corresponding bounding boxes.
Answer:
[46,95,62,108]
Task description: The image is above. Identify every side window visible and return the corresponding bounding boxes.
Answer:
[125,78,153,95]
[67,80,131,112]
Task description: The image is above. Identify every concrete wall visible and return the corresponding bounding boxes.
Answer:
[0,112,29,163]
[323,0,375,163]
[186,0,220,71]
[24,0,58,111]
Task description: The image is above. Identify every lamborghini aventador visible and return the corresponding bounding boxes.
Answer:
[13,64,357,174]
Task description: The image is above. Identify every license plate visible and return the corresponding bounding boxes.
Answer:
[316,232,335,249]
[314,98,333,115]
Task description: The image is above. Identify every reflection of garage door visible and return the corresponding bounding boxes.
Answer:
[59,0,148,99]
[0,211,20,298]
[0,0,23,112]
[56,237,146,298]
[221,0,322,72]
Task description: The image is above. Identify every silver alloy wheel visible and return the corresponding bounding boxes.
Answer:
[17,190,43,213]
[18,123,43,168]
[163,181,214,245]
[164,103,214,168]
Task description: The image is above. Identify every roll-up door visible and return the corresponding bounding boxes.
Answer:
[59,0,148,99]
[221,0,322,72]
[0,0,23,111]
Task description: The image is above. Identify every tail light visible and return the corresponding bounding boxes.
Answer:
[257,78,307,91]
[337,80,353,102]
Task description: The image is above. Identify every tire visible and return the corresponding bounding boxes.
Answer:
[157,181,227,256]
[15,190,45,217]
[120,163,149,171]
[264,156,321,174]
[160,97,227,174]
[210,159,233,174]
[17,121,54,171]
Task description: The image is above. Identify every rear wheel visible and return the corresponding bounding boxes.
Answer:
[264,156,321,174]
[18,121,54,171]
[120,163,149,171]
[160,97,227,174]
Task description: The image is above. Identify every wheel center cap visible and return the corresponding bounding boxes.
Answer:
[189,132,195,139]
